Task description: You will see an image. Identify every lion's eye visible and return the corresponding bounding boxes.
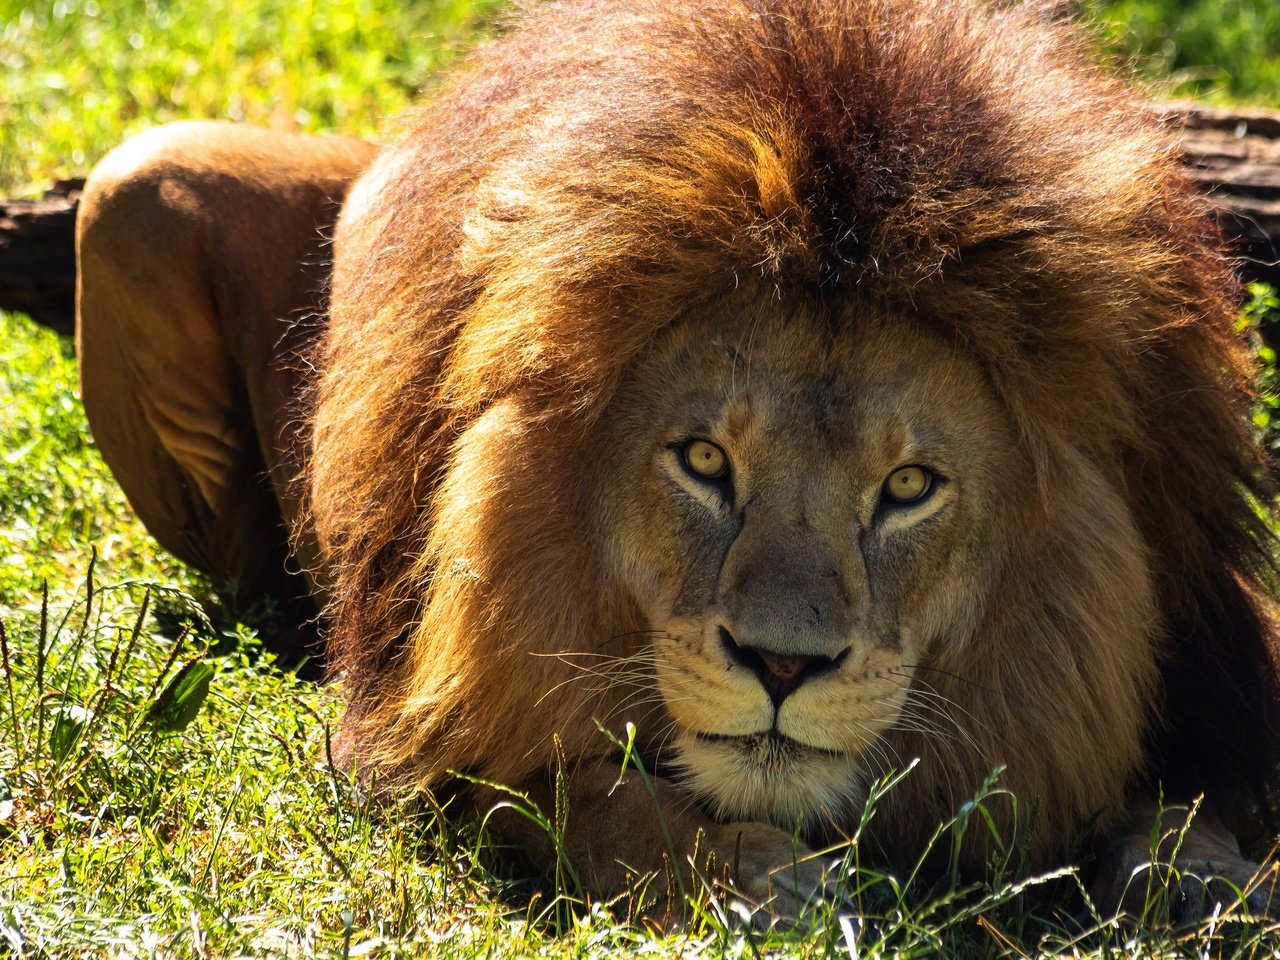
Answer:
[883,465,934,504]
[681,439,729,481]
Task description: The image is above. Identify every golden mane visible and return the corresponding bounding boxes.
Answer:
[309,0,1279,864]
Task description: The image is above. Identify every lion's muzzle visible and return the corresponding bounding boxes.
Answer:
[717,624,849,706]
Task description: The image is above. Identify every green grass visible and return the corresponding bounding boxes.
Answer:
[3,0,1280,956]
[1093,0,1280,107]
[0,0,498,194]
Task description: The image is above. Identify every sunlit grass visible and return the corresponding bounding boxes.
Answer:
[0,0,503,194]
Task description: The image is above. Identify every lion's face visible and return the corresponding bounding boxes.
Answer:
[596,295,1021,831]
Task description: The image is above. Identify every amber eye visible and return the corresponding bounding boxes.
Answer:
[883,465,934,504]
[681,439,729,480]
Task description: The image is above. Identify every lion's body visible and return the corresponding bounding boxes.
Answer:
[78,0,1279,917]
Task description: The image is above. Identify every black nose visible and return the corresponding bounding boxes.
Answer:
[718,626,841,707]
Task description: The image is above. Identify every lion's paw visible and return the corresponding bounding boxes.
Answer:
[1095,842,1279,923]
[1159,857,1279,923]
[707,822,844,927]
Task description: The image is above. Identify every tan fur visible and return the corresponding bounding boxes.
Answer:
[76,121,378,616]
[590,299,1154,846]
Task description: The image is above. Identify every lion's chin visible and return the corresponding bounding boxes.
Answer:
[674,728,867,833]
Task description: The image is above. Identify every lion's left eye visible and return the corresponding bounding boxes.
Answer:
[680,439,730,481]
[882,465,934,504]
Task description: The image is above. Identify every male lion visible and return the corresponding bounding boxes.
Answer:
[77,0,1279,921]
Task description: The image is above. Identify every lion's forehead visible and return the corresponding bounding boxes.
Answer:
[617,300,1008,479]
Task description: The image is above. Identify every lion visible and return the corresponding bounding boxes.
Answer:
[76,0,1280,921]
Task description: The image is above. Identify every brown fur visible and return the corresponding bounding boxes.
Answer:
[121,0,1271,919]
[70,0,1280,919]
[314,0,1278,858]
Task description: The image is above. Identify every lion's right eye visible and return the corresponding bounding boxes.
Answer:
[680,439,730,482]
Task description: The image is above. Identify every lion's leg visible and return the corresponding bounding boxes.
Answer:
[1092,799,1276,920]
[76,121,379,646]
[485,764,835,924]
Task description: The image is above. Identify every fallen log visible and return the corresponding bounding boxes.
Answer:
[0,179,82,335]
[1171,103,1280,294]
[2,105,1279,337]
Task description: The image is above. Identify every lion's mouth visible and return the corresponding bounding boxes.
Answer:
[693,728,847,762]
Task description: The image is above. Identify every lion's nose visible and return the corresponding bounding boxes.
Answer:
[718,626,842,707]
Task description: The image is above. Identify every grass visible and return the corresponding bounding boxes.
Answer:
[1092,0,1280,107]
[0,0,500,195]
[2,0,1280,956]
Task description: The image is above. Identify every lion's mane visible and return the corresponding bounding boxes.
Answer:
[310,0,1280,863]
